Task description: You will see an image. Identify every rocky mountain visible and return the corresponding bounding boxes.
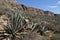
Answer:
[0,0,55,16]
[0,0,60,40]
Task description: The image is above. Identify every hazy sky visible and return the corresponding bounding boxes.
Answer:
[16,0,60,14]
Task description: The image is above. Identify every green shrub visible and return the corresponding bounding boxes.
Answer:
[4,11,26,40]
[31,23,48,35]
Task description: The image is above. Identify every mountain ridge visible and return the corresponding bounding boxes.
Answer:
[0,0,58,16]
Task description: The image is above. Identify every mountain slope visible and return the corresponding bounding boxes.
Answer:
[0,0,60,40]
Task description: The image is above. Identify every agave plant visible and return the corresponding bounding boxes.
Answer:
[4,12,26,40]
[31,23,48,35]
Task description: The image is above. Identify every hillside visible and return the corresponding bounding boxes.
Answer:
[0,0,60,40]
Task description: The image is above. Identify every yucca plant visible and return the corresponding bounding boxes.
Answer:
[4,12,26,40]
[31,23,48,35]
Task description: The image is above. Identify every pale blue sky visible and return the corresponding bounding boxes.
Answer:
[16,0,60,14]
